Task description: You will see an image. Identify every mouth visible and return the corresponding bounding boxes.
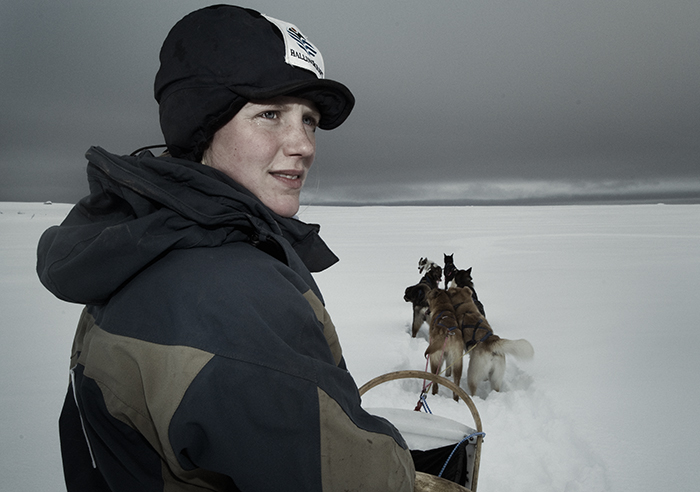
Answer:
[270,170,305,189]
[273,172,301,180]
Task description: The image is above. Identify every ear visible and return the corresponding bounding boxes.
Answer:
[466,267,472,274]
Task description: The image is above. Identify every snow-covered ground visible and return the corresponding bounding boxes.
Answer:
[2,202,699,491]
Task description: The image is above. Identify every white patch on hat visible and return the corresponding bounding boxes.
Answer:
[263,14,325,79]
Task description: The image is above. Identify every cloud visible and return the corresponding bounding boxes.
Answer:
[2,1,699,203]
[302,177,700,206]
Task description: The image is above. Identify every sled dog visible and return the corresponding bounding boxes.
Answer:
[443,254,485,316]
[418,257,441,276]
[404,264,442,337]
[447,286,533,396]
[443,253,458,287]
[424,288,464,400]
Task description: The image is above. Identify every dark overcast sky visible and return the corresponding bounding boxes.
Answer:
[2,0,699,205]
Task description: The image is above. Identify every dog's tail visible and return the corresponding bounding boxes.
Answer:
[491,338,534,360]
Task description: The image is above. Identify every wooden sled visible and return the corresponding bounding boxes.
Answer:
[359,370,483,492]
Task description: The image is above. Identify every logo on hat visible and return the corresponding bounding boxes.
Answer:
[287,27,317,57]
[262,14,326,79]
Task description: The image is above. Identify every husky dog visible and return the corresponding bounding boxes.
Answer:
[404,264,442,337]
[447,286,533,396]
[448,286,493,350]
[443,254,458,286]
[424,288,464,400]
[418,257,441,276]
[443,254,485,317]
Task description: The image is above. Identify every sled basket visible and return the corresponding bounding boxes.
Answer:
[360,370,483,492]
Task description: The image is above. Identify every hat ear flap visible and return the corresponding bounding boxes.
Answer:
[158,85,246,161]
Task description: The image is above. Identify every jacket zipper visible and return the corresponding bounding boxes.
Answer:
[70,367,98,468]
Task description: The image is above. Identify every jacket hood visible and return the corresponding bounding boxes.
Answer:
[37,146,338,304]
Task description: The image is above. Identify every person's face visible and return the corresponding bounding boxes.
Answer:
[204,96,320,217]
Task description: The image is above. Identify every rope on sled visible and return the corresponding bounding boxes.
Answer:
[437,432,486,479]
[417,393,432,414]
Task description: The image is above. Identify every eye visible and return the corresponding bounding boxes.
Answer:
[303,114,319,131]
[259,110,278,120]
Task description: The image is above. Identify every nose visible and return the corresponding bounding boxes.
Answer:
[283,119,316,159]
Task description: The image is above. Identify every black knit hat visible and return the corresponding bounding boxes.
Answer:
[154,4,355,161]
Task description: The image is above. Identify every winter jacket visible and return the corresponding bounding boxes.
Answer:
[37,147,415,491]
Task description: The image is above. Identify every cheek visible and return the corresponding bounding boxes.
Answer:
[229,130,278,165]
[210,131,273,180]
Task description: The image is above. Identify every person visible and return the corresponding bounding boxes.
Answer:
[36,5,415,491]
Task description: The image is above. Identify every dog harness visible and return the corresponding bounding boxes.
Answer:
[434,310,459,335]
[461,319,493,347]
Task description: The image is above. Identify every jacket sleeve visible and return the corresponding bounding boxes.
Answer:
[168,354,415,491]
[160,247,415,491]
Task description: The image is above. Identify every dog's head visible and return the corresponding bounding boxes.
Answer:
[447,285,475,309]
[418,257,439,275]
[404,283,430,304]
[426,288,453,312]
[453,267,474,289]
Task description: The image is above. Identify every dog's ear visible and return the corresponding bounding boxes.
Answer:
[466,267,472,274]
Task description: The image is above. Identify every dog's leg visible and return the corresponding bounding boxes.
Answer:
[429,352,441,395]
[411,305,426,337]
[444,337,464,401]
[490,353,506,392]
[467,350,486,396]
[451,352,463,401]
